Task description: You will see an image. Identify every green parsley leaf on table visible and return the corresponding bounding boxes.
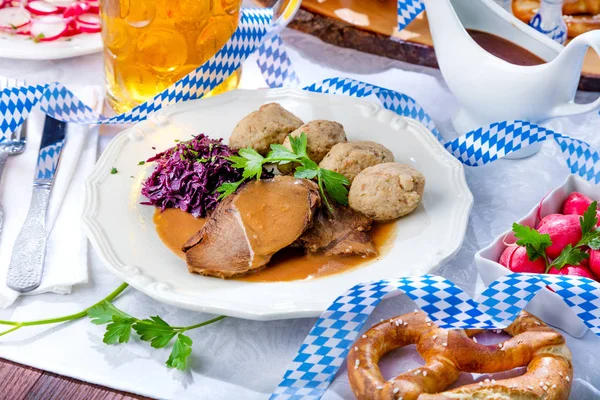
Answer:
[110,167,118,174]
[103,315,136,344]
[87,300,132,325]
[166,334,193,370]
[512,223,552,262]
[548,244,589,271]
[133,316,177,349]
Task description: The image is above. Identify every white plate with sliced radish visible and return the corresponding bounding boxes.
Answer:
[0,0,101,60]
[83,88,474,320]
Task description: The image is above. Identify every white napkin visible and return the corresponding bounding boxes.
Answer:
[0,86,101,308]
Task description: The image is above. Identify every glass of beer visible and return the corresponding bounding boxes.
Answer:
[100,0,243,113]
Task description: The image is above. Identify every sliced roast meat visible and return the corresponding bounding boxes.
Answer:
[183,176,320,278]
[298,203,377,257]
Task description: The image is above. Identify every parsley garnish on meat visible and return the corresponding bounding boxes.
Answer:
[217,133,350,211]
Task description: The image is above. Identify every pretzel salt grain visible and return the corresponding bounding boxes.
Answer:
[347,311,572,399]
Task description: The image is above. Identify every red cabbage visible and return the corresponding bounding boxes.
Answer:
[141,134,242,218]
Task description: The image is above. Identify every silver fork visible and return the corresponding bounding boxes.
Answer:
[0,77,28,239]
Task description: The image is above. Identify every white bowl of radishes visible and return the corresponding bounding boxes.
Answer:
[475,175,600,338]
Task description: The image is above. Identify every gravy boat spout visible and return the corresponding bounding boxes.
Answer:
[423,0,600,148]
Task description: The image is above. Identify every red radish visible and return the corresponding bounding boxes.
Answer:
[0,7,31,29]
[62,1,88,17]
[499,245,546,274]
[62,18,79,36]
[30,15,67,40]
[588,249,600,278]
[547,264,596,279]
[562,192,593,215]
[537,214,582,258]
[537,213,564,229]
[25,1,59,15]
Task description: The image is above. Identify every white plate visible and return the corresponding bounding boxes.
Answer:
[83,88,473,321]
[0,31,101,60]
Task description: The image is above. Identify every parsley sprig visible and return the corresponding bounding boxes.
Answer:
[512,201,600,272]
[88,301,225,370]
[0,283,225,371]
[217,133,350,211]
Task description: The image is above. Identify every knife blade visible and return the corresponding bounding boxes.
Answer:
[6,116,67,293]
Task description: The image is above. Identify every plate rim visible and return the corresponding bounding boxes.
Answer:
[0,32,102,60]
[83,87,474,320]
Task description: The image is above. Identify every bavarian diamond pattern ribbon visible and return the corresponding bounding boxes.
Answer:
[0,7,273,137]
[397,0,424,31]
[257,35,300,88]
[36,142,64,181]
[270,273,600,399]
[304,77,442,142]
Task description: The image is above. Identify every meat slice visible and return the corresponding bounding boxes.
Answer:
[183,176,320,278]
[297,203,377,257]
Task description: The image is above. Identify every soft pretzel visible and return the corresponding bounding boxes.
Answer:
[347,311,572,400]
[563,0,600,16]
[512,0,600,38]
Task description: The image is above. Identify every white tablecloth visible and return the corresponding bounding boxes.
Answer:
[0,29,598,399]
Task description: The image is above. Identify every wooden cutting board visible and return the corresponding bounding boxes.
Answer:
[261,0,600,91]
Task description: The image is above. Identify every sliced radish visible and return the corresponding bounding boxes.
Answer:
[0,7,31,29]
[76,12,97,25]
[82,0,97,13]
[14,22,30,34]
[76,20,97,32]
[1,0,99,41]
[44,0,75,10]
[30,15,67,40]
[26,1,60,15]
[63,1,88,17]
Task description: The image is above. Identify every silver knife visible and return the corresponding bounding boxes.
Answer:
[6,116,67,293]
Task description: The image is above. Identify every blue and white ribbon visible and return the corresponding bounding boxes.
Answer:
[271,273,600,399]
[0,7,273,136]
[397,0,424,31]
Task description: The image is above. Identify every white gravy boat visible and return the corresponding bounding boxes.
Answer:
[424,0,600,157]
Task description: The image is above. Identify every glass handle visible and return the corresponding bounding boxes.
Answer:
[271,0,301,32]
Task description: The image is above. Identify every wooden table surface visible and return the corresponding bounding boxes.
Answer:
[0,358,151,400]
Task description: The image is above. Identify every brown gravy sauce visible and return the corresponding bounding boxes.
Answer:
[467,30,546,66]
[153,208,397,282]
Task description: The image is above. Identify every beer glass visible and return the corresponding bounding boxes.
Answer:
[101,0,243,113]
